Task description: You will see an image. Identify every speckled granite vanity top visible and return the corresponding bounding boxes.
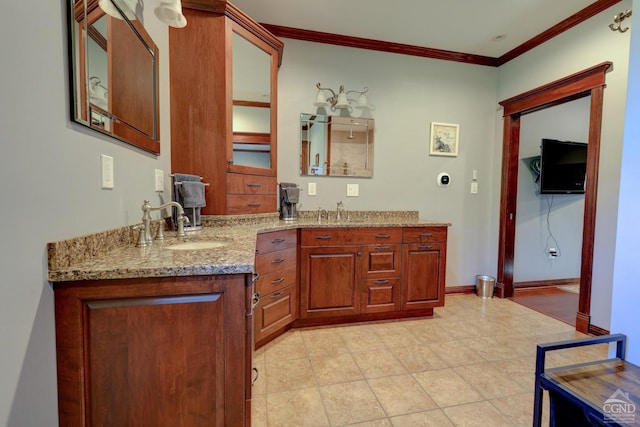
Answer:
[47,211,449,283]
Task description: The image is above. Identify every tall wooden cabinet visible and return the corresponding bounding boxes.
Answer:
[169,2,283,214]
[53,274,253,427]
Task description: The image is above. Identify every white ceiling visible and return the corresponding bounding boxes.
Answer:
[231,0,601,58]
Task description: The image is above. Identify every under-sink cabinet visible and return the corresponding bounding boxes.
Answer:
[53,274,253,427]
[299,226,446,326]
[253,229,299,346]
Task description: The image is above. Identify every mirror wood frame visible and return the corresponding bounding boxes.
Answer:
[69,0,161,154]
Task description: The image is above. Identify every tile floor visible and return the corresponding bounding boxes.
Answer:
[251,294,609,426]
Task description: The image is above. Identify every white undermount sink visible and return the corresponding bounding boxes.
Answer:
[166,240,229,250]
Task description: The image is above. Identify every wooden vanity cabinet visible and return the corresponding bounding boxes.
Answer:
[254,230,299,346]
[169,3,283,214]
[53,274,253,427]
[402,227,448,309]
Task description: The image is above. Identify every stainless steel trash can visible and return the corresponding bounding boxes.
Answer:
[476,275,496,298]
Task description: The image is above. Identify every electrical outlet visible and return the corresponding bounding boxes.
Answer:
[155,169,164,192]
[101,154,114,189]
[308,182,317,196]
[347,183,359,197]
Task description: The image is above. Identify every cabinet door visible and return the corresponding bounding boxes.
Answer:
[300,246,361,318]
[401,243,446,309]
[54,275,250,427]
[254,284,299,342]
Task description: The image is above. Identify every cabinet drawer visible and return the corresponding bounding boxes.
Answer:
[301,227,402,246]
[361,278,401,313]
[362,244,402,278]
[254,284,299,343]
[227,194,276,214]
[227,173,276,195]
[255,266,296,295]
[403,227,447,243]
[255,247,297,275]
[256,229,297,255]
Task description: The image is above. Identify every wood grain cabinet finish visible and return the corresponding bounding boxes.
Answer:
[169,3,283,215]
[53,274,253,427]
[254,230,299,345]
[300,226,447,322]
[402,227,448,310]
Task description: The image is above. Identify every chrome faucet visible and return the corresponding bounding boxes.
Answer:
[317,207,329,222]
[336,201,345,222]
[139,200,189,246]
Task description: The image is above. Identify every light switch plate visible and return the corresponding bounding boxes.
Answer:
[101,154,114,189]
[308,182,317,196]
[470,182,478,194]
[155,169,164,192]
[347,183,359,197]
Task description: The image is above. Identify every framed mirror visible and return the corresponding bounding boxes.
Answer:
[69,0,160,154]
[231,27,275,171]
[300,114,374,177]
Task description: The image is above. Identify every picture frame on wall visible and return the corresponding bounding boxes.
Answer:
[429,122,459,157]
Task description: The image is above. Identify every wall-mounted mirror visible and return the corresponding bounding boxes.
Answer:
[300,114,374,177]
[231,29,274,170]
[69,0,160,154]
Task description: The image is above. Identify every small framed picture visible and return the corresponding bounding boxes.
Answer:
[429,122,459,157]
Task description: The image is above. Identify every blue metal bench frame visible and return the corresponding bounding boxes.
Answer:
[533,333,627,426]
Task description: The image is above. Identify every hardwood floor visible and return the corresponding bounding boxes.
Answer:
[510,286,579,327]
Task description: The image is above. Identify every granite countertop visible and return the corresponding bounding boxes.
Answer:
[47,212,449,283]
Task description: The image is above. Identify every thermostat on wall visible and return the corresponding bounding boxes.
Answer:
[437,172,451,187]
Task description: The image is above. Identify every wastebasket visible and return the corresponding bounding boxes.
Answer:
[476,275,496,298]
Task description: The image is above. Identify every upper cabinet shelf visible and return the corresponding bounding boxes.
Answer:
[170,1,283,215]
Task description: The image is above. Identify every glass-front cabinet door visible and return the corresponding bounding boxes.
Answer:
[229,24,277,176]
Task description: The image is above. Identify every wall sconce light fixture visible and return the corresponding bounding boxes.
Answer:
[609,9,632,33]
[314,83,373,112]
[98,0,188,28]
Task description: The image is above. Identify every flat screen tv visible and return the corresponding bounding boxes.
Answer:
[539,138,588,194]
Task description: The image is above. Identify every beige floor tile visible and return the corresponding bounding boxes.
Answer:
[265,357,315,393]
[389,409,455,426]
[443,400,513,426]
[338,325,388,352]
[459,336,513,361]
[252,355,266,396]
[368,374,437,416]
[319,380,387,426]
[301,328,350,356]
[352,349,408,379]
[266,387,330,427]
[371,324,422,348]
[427,340,484,367]
[310,352,364,385]
[489,392,535,426]
[251,395,267,427]
[499,356,537,389]
[264,331,308,363]
[343,419,393,427]
[413,368,483,408]
[402,322,454,344]
[390,345,449,372]
[454,362,527,399]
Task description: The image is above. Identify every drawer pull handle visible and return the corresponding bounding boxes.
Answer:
[271,258,285,264]
[419,233,434,237]
[315,235,332,240]
[247,203,262,207]
[251,367,259,386]
[418,245,433,250]
[270,291,285,299]
[375,234,391,239]
[374,279,390,285]
[271,238,285,244]
[247,182,262,188]
[271,277,285,285]
[375,245,391,250]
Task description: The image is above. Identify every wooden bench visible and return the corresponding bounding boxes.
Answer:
[534,334,640,426]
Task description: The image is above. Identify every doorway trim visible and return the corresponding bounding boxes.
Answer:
[496,62,612,334]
